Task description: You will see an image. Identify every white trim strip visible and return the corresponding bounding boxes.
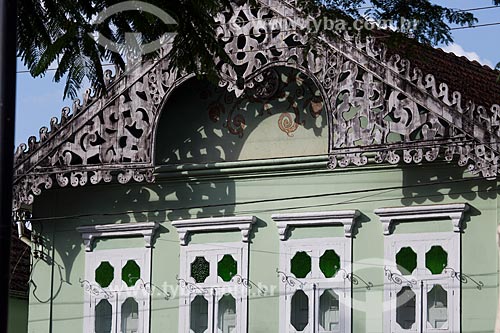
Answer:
[171,216,257,245]
[77,222,159,252]
[374,203,470,235]
[271,210,360,240]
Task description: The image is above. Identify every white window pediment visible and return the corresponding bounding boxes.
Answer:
[272,210,360,240]
[77,222,159,252]
[374,204,469,235]
[171,215,256,245]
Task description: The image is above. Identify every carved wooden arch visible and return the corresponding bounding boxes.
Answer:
[11,0,500,212]
[150,60,333,165]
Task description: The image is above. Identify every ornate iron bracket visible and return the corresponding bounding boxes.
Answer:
[176,276,210,294]
[231,274,267,295]
[135,278,171,300]
[79,278,113,299]
[276,269,306,289]
[338,269,373,290]
[384,267,418,288]
[444,267,484,290]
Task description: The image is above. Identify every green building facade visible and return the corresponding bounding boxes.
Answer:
[12,1,500,332]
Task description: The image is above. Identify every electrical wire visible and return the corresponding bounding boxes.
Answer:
[25,172,493,223]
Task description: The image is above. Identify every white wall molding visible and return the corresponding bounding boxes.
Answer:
[374,203,470,235]
[77,222,159,252]
[171,216,257,245]
[271,210,360,240]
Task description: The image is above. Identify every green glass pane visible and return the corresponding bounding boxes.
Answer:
[191,257,210,283]
[319,250,341,278]
[426,246,448,274]
[218,255,237,282]
[291,290,309,331]
[396,247,417,275]
[218,294,237,333]
[427,285,448,328]
[291,252,311,279]
[95,261,114,288]
[396,287,416,329]
[190,295,208,333]
[121,297,139,333]
[95,299,112,333]
[122,260,141,287]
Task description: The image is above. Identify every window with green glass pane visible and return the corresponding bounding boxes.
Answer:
[427,284,448,329]
[191,256,210,283]
[218,294,237,333]
[121,297,139,333]
[320,250,341,278]
[425,246,448,274]
[95,261,114,288]
[291,251,311,279]
[190,295,209,333]
[291,290,309,331]
[319,289,340,332]
[95,299,112,333]
[396,287,416,330]
[396,247,417,275]
[218,255,237,282]
[122,260,140,287]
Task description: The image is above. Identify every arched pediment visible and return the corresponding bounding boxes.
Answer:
[12,0,500,211]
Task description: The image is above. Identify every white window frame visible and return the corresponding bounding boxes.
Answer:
[375,204,467,333]
[82,247,152,333]
[383,232,461,333]
[178,242,249,333]
[279,238,352,333]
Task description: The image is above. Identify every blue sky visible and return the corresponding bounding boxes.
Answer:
[14,1,500,146]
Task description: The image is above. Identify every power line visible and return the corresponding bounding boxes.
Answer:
[25,171,492,223]
[451,21,500,31]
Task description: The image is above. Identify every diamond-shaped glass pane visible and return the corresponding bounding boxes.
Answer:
[291,290,309,331]
[95,261,114,288]
[122,260,140,287]
[95,299,112,333]
[427,285,448,329]
[191,257,210,283]
[218,255,237,282]
[291,252,311,279]
[320,250,341,278]
[218,294,236,333]
[319,289,340,332]
[121,297,139,333]
[426,246,448,275]
[396,247,417,275]
[190,295,208,333]
[396,287,416,330]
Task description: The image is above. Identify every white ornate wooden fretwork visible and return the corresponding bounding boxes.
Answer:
[12,0,500,211]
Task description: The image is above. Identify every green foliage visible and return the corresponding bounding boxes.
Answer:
[17,0,486,100]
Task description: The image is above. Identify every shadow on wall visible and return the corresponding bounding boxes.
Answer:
[401,164,496,207]
[153,66,328,221]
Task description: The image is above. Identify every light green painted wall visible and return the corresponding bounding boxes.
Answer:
[8,296,28,333]
[28,162,499,333]
[25,71,499,332]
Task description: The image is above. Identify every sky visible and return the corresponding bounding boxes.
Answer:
[13,0,500,147]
